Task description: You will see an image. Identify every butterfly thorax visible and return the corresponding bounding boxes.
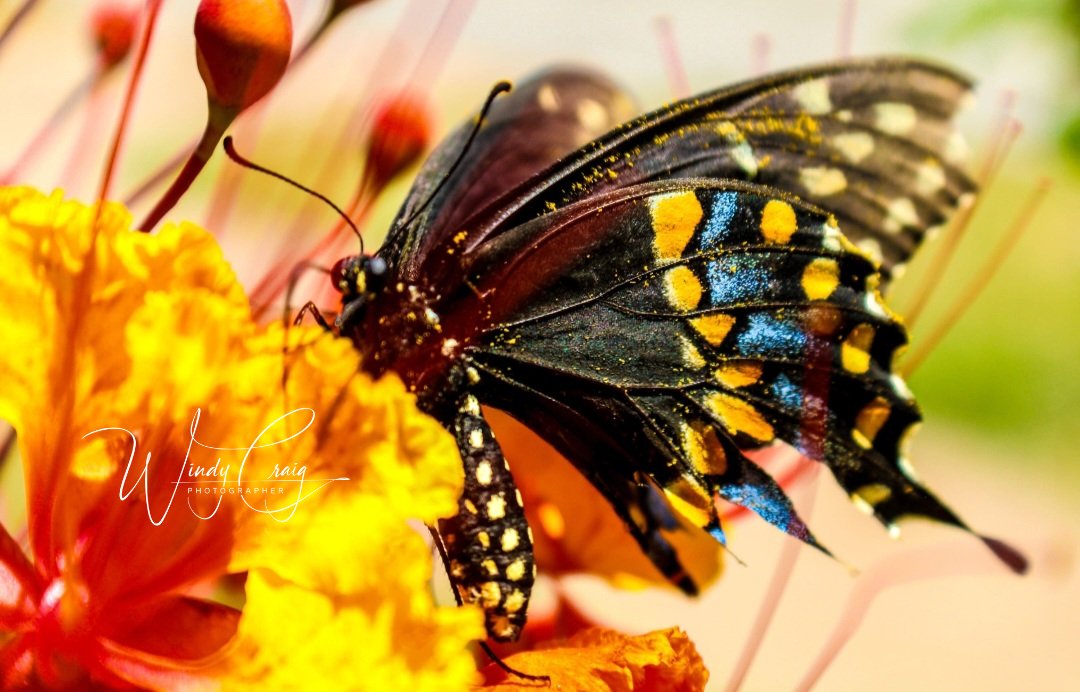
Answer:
[334,255,474,418]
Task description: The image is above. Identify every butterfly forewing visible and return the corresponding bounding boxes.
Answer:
[447,57,975,283]
[382,67,636,280]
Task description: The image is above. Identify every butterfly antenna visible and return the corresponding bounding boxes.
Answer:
[223,136,365,255]
[394,80,512,234]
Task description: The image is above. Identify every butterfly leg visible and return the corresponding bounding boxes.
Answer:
[437,393,536,642]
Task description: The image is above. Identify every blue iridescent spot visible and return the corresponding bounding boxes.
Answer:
[718,483,791,532]
[707,255,770,304]
[772,372,803,411]
[700,191,739,247]
[737,313,807,357]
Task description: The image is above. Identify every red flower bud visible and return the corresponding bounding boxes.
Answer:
[366,91,433,187]
[194,0,293,115]
[90,4,137,70]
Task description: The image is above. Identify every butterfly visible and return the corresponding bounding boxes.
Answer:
[326,57,1025,642]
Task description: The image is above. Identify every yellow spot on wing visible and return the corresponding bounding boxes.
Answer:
[832,131,874,163]
[842,324,876,374]
[480,582,502,608]
[853,396,891,449]
[801,258,840,301]
[690,313,735,345]
[486,495,507,520]
[663,480,713,529]
[477,531,491,548]
[707,392,774,442]
[714,361,762,389]
[853,483,892,507]
[800,167,847,196]
[504,589,526,614]
[678,333,706,369]
[505,558,527,582]
[475,460,493,485]
[650,191,703,261]
[664,266,703,311]
[793,78,832,114]
[501,528,520,552]
[680,422,728,476]
[482,559,499,576]
[760,200,798,244]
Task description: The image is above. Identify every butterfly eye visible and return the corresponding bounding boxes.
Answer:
[330,256,357,293]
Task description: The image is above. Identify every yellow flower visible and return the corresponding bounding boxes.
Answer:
[0,186,480,689]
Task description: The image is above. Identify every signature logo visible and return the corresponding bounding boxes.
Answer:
[83,408,348,523]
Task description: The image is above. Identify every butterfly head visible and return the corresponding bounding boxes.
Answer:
[332,254,387,330]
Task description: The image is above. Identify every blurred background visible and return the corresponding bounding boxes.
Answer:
[0,0,1076,689]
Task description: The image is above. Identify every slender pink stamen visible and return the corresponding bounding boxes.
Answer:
[724,461,821,692]
[794,538,1023,690]
[97,0,162,204]
[836,0,857,59]
[2,71,97,185]
[751,34,771,76]
[901,178,1050,375]
[0,0,40,53]
[653,16,690,99]
[903,93,1021,330]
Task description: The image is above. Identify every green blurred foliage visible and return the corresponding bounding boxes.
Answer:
[909,0,1080,164]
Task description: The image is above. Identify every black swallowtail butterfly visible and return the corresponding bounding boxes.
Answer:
[326,57,1025,641]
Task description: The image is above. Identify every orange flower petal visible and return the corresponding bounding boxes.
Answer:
[486,409,723,591]
[479,627,709,691]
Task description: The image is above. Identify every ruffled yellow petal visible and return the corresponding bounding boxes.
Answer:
[0,187,480,688]
[479,627,709,691]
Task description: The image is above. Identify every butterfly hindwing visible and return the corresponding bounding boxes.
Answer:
[464,180,966,554]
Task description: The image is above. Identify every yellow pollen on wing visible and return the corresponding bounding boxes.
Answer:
[650,190,703,262]
[760,199,798,244]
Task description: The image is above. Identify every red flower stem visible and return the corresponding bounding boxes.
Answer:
[96,0,163,204]
[0,0,39,54]
[652,16,690,99]
[2,69,97,184]
[123,8,334,212]
[137,110,231,232]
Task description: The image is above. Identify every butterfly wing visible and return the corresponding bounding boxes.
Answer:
[380,66,637,275]
[451,180,978,565]
[427,57,974,287]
